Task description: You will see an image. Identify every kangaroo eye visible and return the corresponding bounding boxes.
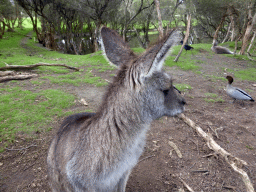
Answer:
[162,89,169,96]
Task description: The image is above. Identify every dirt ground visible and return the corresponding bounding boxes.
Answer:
[0,37,256,192]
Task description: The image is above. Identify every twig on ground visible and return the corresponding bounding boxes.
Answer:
[191,170,209,173]
[188,163,196,170]
[168,141,182,158]
[178,113,255,192]
[202,153,218,159]
[179,177,195,192]
[5,144,37,151]
[208,125,219,138]
[189,138,199,155]
[139,155,155,163]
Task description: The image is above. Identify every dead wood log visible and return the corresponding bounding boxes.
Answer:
[0,71,15,77]
[0,74,38,82]
[0,63,79,71]
[178,113,255,192]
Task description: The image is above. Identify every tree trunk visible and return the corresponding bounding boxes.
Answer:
[93,24,100,52]
[167,0,183,28]
[213,13,227,42]
[123,0,154,41]
[228,5,240,42]
[174,14,192,62]
[247,31,256,53]
[222,23,231,43]
[134,28,146,49]
[154,0,163,39]
[239,2,256,55]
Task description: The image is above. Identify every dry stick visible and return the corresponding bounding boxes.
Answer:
[138,155,155,163]
[178,113,255,192]
[0,74,38,82]
[179,177,195,192]
[168,141,182,158]
[5,144,37,151]
[0,63,79,71]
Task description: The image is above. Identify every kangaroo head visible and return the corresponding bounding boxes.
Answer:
[100,27,185,122]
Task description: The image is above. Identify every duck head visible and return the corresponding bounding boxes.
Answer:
[226,75,234,84]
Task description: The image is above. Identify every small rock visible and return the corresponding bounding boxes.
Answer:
[31,183,36,188]
[0,162,3,166]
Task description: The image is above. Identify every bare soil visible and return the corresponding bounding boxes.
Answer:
[0,38,255,192]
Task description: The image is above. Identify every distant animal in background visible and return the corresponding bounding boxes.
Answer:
[47,27,186,192]
[226,75,254,102]
[211,40,234,54]
[180,40,194,52]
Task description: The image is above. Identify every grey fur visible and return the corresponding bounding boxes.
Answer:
[47,27,186,192]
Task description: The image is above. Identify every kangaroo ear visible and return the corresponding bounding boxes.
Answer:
[100,26,137,67]
[137,29,180,77]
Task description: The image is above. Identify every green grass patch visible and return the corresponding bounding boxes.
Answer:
[132,47,145,54]
[174,83,192,92]
[165,44,207,71]
[204,93,218,98]
[0,87,75,149]
[246,145,254,150]
[204,92,224,103]
[234,68,256,81]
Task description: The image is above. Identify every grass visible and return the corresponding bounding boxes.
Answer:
[0,87,75,150]
[1,22,255,152]
[174,83,192,92]
[0,28,116,150]
[204,92,224,103]
[165,44,208,71]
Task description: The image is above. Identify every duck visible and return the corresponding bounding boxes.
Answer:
[211,40,234,54]
[226,76,254,102]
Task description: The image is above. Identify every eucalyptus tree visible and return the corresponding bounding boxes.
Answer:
[0,0,17,38]
[16,0,55,46]
[188,0,256,54]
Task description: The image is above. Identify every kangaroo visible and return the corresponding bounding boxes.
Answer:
[47,26,186,192]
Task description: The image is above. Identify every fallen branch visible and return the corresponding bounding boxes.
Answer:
[178,113,255,192]
[0,63,79,71]
[0,74,38,82]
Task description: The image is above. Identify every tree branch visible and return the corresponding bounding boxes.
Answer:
[178,113,255,192]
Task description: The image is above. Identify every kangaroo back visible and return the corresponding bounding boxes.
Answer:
[47,27,185,192]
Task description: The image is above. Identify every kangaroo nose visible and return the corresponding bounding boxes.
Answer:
[181,99,186,105]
